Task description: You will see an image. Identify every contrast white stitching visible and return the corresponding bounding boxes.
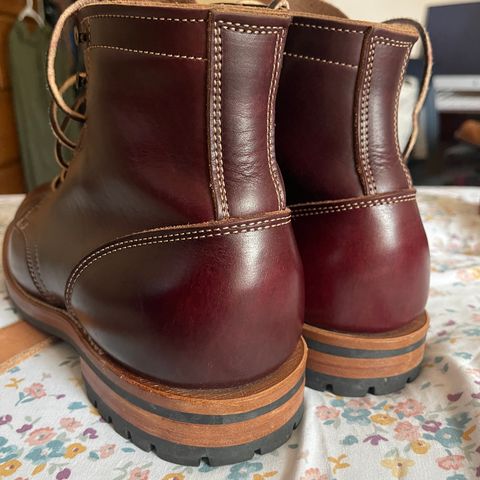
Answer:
[210,21,287,218]
[86,45,206,61]
[65,216,291,310]
[218,22,283,34]
[82,14,206,61]
[81,14,205,24]
[212,22,230,218]
[284,52,357,69]
[267,29,287,209]
[359,39,379,194]
[291,194,415,217]
[292,22,363,34]
[372,37,411,46]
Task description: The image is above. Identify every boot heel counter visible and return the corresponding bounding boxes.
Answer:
[292,191,429,333]
[67,212,304,387]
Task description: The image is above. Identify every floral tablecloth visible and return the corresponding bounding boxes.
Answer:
[0,186,479,480]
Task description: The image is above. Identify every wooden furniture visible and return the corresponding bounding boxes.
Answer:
[0,0,25,193]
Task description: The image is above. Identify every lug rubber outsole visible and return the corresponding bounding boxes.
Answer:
[306,364,422,396]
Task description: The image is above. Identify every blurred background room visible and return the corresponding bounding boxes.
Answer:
[0,0,480,192]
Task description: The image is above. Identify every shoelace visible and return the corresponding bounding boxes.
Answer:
[49,74,86,190]
[47,0,93,190]
[47,2,433,191]
[385,18,433,162]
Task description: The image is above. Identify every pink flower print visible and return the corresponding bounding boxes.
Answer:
[16,423,33,433]
[99,444,116,459]
[363,434,388,446]
[23,383,46,399]
[299,468,328,480]
[56,468,71,480]
[129,467,150,480]
[422,420,441,432]
[26,427,56,446]
[394,421,420,441]
[394,399,425,417]
[82,428,98,439]
[315,406,340,420]
[437,455,465,471]
[0,415,12,425]
[345,398,373,410]
[60,417,82,432]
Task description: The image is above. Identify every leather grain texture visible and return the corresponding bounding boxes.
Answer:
[290,192,429,333]
[70,213,303,387]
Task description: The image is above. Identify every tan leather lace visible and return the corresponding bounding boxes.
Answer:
[49,75,86,190]
[385,18,433,162]
[47,0,92,190]
[47,0,90,121]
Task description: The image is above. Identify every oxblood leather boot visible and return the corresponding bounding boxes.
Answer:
[276,11,430,396]
[3,1,307,466]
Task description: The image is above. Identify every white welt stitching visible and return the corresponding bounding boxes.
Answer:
[86,45,206,61]
[65,216,291,310]
[284,52,357,69]
[291,194,416,217]
[292,22,363,34]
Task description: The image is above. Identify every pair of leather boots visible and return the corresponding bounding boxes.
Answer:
[3,0,431,467]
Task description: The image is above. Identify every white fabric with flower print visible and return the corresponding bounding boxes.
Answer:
[0,186,479,480]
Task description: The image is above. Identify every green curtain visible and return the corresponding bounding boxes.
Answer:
[8,21,69,191]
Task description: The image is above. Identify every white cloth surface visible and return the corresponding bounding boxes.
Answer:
[0,187,479,480]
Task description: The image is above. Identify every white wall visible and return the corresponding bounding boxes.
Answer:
[331,0,478,25]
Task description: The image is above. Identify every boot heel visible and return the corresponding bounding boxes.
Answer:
[303,313,429,396]
[80,338,306,466]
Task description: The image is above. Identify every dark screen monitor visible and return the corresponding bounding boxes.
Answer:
[426,2,480,75]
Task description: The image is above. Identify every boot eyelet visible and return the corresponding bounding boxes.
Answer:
[75,72,87,90]
[74,25,89,46]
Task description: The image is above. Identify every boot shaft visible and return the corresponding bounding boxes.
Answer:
[275,13,430,334]
[76,3,289,224]
[276,15,418,203]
